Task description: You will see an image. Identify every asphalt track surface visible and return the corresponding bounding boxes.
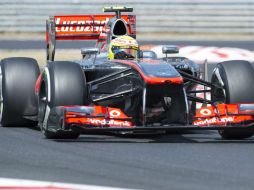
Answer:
[1,40,254,190]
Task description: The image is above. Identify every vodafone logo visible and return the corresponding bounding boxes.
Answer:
[55,17,109,32]
[193,116,234,126]
[88,118,132,127]
[109,110,121,117]
[200,108,212,116]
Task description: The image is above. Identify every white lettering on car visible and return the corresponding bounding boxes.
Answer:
[70,21,77,32]
[193,116,234,126]
[55,17,109,32]
[55,18,61,32]
[76,21,85,31]
[88,118,131,127]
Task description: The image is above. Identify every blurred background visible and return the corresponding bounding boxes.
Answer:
[1,0,254,40]
[1,0,254,65]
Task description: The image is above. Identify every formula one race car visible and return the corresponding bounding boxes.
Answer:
[1,6,254,140]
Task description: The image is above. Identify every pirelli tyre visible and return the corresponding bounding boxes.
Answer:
[0,57,40,127]
[211,60,254,140]
[39,61,87,139]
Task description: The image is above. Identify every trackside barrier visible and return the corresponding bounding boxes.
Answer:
[1,0,254,34]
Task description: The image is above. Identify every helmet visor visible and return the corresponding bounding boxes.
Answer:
[112,46,138,60]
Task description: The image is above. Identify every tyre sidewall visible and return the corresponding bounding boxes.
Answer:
[1,57,39,126]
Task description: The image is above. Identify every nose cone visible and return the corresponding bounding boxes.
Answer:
[137,60,183,84]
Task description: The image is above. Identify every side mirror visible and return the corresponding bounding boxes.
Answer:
[162,45,179,55]
[81,48,99,58]
[140,50,157,59]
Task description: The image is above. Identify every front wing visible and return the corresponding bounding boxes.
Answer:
[46,104,254,133]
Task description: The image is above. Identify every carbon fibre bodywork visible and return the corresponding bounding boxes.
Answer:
[71,53,199,126]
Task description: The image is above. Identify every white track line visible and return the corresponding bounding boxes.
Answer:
[0,178,135,190]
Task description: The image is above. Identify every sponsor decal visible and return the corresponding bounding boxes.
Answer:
[193,116,234,126]
[109,110,121,117]
[55,17,109,32]
[195,106,216,118]
[65,106,133,128]
[88,118,132,127]
[199,108,212,116]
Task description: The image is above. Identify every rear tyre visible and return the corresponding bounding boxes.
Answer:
[0,57,40,127]
[39,61,87,139]
[211,60,254,139]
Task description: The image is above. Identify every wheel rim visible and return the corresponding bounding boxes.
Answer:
[211,68,226,103]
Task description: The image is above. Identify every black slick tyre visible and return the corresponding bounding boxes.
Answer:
[39,61,87,139]
[211,60,254,139]
[0,57,40,127]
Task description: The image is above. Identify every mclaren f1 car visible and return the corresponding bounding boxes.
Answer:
[1,6,254,140]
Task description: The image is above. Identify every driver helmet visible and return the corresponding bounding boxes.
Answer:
[108,36,138,60]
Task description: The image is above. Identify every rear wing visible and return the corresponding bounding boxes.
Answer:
[46,14,136,61]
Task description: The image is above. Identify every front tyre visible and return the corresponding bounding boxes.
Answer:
[211,60,254,139]
[0,57,39,127]
[39,61,87,139]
